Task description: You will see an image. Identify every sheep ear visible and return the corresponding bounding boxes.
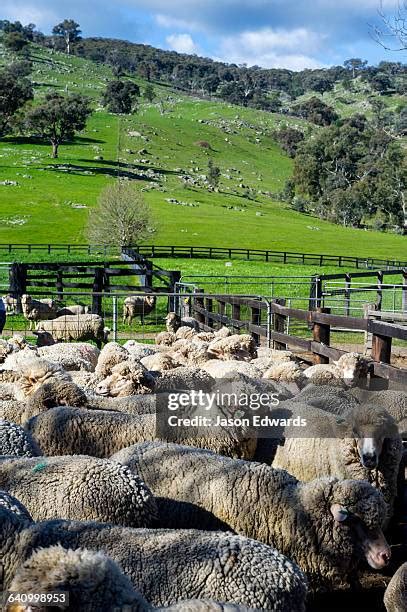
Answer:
[330,504,349,523]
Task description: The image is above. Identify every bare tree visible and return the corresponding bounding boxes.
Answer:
[86,182,155,247]
[371,1,407,50]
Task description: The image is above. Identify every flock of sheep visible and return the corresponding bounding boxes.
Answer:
[0,306,406,611]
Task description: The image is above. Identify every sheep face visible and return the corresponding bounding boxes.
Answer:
[350,406,399,470]
[328,480,389,570]
[33,330,56,347]
[335,353,369,387]
[95,361,154,397]
[165,312,181,333]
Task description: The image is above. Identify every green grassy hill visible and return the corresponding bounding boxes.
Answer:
[0,43,406,260]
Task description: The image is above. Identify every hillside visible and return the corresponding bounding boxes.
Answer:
[0,43,406,259]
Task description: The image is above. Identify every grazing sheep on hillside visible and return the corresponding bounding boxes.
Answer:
[95,359,156,397]
[21,294,58,330]
[34,315,110,349]
[0,455,156,527]
[1,507,307,611]
[113,441,390,591]
[9,545,260,611]
[165,312,200,333]
[384,562,407,612]
[0,420,41,457]
[303,352,369,387]
[267,401,402,521]
[26,406,257,460]
[208,335,257,361]
[123,295,156,325]
[37,342,100,372]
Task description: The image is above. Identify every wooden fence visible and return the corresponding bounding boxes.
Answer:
[190,294,407,387]
[8,260,181,316]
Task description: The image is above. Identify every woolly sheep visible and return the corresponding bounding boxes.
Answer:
[165,312,200,333]
[26,406,257,460]
[95,359,156,397]
[21,294,58,331]
[34,314,110,349]
[2,346,40,371]
[208,335,258,361]
[263,361,306,385]
[14,358,72,402]
[303,352,369,387]
[0,490,32,521]
[268,401,403,521]
[351,388,407,437]
[291,384,360,415]
[384,562,407,612]
[202,360,262,380]
[124,339,159,359]
[123,294,156,325]
[141,352,178,372]
[155,331,176,347]
[0,455,156,527]
[154,367,216,393]
[170,339,211,367]
[0,420,41,457]
[95,341,129,377]
[56,304,88,316]
[9,545,253,612]
[37,342,100,372]
[175,325,199,340]
[113,441,391,591]
[0,339,13,363]
[0,508,307,610]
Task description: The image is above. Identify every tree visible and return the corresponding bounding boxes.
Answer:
[86,182,154,247]
[273,127,304,158]
[372,0,407,50]
[343,58,368,78]
[24,93,92,158]
[0,67,33,135]
[293,97,338,126]
[102,80,140,114]
[143,84,156,102]
[207,159,221,190]
[52,19,81,54]
[4,32,29,53]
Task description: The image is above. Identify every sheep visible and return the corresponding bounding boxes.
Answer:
[290,384,360,415]
[202,360,263,380]
[95,359,156,397]
[0,339,13,363]
[154,367,215,393]
[3,346,40,371]
[141,352,178,372]
[263,361,306,386]
[26,406,257,460]
[207,335,258,361]
[384,562,407,612]
[165,312,200,333]
[16,358,72,402]
[213,326,232,339]
[34,314,110,349]
[156,331,177,346]
[0,420,41,457]
[303,352,370,388]
[37,342,100,372]
[0,507,307,611]
[0,490,33,521]
[112,441,391,592]
[2,294,17,313]
[175,325,199,340]
[9,545,148,612]
[124,339,159,359]
[0,455,156,527]
[264,401,402,522]
[351,388,407,437]
[123,294,156,325]
[170,339,212,367]
[56,304,88,316]
[8,546,254,612]
[95,341,129,377]
[21,294,58,330]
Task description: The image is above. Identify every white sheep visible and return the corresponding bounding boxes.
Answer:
[34,314,110,349]
[303,352,369,387]
[123,295,156,325]
[21,294,58,330]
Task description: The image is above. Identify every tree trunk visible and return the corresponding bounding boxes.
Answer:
[51,142,59,158]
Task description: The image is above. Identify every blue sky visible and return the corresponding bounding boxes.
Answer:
[2,0,405,70]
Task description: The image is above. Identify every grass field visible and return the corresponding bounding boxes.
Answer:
[0,43,405,260]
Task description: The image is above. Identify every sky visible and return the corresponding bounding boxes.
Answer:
[1,0,406,71]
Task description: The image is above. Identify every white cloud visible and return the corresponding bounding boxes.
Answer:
[218,27,327,69]
[155,13,199,30]
[166,33,200,54]
[1,1,58,28]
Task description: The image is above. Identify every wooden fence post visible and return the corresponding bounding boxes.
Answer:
[194,288,205,327]
[92,268,104,316]
[312,307,331,364]
[168,271,181,312]
[205,298,214,328]
[371,330,391,390]
[56,268,63,302]
[251,303,261,345]
[9,263,27,314]
[273,298,287,350]
[232,300,241,334]
[402,269,407,314]
[218,299,225,330]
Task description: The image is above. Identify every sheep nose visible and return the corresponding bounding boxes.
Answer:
[380,550,391,565]
[362,454,378,468]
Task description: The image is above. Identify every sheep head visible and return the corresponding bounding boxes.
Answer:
[334,353,370,387]
[33,329,56,347]
[348,404,400,470]
[95,360,155,397]
[165,312,181,333]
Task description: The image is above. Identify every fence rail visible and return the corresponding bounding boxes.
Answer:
[0,244,405,270]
